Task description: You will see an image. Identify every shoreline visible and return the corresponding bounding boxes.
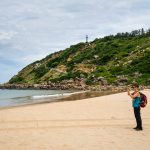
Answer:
[1,88,149,110]
[0,90,123,110]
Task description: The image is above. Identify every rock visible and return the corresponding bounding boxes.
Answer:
[97,77,108,86]
[133,72,142,78]
[115,76,128,86]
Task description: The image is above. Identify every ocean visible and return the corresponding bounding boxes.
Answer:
[0,89,77,108]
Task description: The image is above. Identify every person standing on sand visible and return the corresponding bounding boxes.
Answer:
[127,83,143,131]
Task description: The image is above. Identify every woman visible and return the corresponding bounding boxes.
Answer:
[127,83,143,131]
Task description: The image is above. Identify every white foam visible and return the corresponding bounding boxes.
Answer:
[31,93,72,99]
[31,91,87,100]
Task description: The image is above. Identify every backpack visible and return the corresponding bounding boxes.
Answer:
[140,92,147,108]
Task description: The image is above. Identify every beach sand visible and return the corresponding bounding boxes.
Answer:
[0,89,150,150]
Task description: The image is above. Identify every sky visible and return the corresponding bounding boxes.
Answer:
[0,0,150,84]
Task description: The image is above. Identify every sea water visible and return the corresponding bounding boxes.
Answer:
[0,89,76,108]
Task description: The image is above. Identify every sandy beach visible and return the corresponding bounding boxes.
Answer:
[0,89,150,150]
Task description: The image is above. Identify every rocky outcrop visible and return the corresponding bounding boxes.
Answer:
[0,81,88,90]
[115,76,129,86]
[1,82,149,91]
[97,77,108,86]
[0,84,34,89]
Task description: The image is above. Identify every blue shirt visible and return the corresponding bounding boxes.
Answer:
[132,97,141,108]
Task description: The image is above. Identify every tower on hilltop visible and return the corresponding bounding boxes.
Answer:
[86,35,88,43]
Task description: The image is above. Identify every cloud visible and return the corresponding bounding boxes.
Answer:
[0,31,17,40]
[0,0,150,83]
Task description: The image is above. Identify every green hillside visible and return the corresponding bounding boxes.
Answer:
[9,29,150,86]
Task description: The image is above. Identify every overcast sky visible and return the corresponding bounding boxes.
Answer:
[0,0,150,83]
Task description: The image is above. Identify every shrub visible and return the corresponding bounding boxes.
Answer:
[9,76,24,84]
[34,65,49,78]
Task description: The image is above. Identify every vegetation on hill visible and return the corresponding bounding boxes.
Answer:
[9,28,150,86]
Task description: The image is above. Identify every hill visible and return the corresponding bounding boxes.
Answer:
[9,28,150,88]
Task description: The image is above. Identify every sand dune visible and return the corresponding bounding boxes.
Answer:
[0,89,150,150]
